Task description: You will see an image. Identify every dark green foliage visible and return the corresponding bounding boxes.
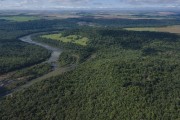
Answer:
[58,52,77,66]
[0,41,51,74]
[33,32,95,63]
[142,47,158,55]
[0,19,77,31]
[0,16,180,120]
[10,63,52,87]
[0,54,180,119]
[72,17,180,27]
[0,87,7,95]
[12,63,52,80]
[0,63,52,96]
[0,27,180,119]
[0,18,59,74]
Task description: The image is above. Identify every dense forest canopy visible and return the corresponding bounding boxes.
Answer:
[0,14,180,119]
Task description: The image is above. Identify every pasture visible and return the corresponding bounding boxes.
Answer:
[125,25,180,34]
[41,33,88,46]
[0,16,40,22]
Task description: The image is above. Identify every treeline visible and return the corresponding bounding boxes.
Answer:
[0,28,180,119]
[0,41,51,74]
[70,17,180,27]
[58,52,77,67]
[0,63,52,95]
[0,19,77,31]
[0,17,67,74]
[8,63,52,90]
[53,27,179,50]
[33,32,95,63]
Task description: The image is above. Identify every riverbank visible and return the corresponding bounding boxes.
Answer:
[20,34,62,69]
[0,34,77,98]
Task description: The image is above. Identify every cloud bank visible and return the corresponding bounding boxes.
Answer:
[0,0,179,10]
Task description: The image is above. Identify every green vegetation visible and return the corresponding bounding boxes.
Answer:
[1,12,180,119]
[0,63,52,94]
[41,33,88,46]
[125,25,180,34]
[58,51,78,67]
[125,27,158,32]
[0,18,61,95]
[0,16,80,74]
[0,16,40,22]
[0,41,51,74]
[1,28,180,119]
[33,31,94,63]
[74,17,180,27]
[12,63,52,81]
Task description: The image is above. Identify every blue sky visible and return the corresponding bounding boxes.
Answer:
[0,0,179,10]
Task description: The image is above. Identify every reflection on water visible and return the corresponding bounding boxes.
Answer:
[20,35,62,69]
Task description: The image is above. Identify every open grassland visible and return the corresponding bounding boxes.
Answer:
[41,33,88,46]
[0,16,40,22]
[125,25,180,34]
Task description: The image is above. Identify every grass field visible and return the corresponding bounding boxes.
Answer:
[0,16,40,22]
[125,25,180,34]
[41,33,88,46]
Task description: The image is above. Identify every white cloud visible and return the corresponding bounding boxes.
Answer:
[121,0,180,5]
[0,0,179,9]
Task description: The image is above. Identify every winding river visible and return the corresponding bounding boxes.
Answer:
[19,35,62,69]
[0,34,74,97]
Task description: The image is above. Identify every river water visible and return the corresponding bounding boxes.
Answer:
[19,35,62,69]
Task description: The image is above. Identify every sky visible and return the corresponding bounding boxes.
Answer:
[0,0,179,10]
